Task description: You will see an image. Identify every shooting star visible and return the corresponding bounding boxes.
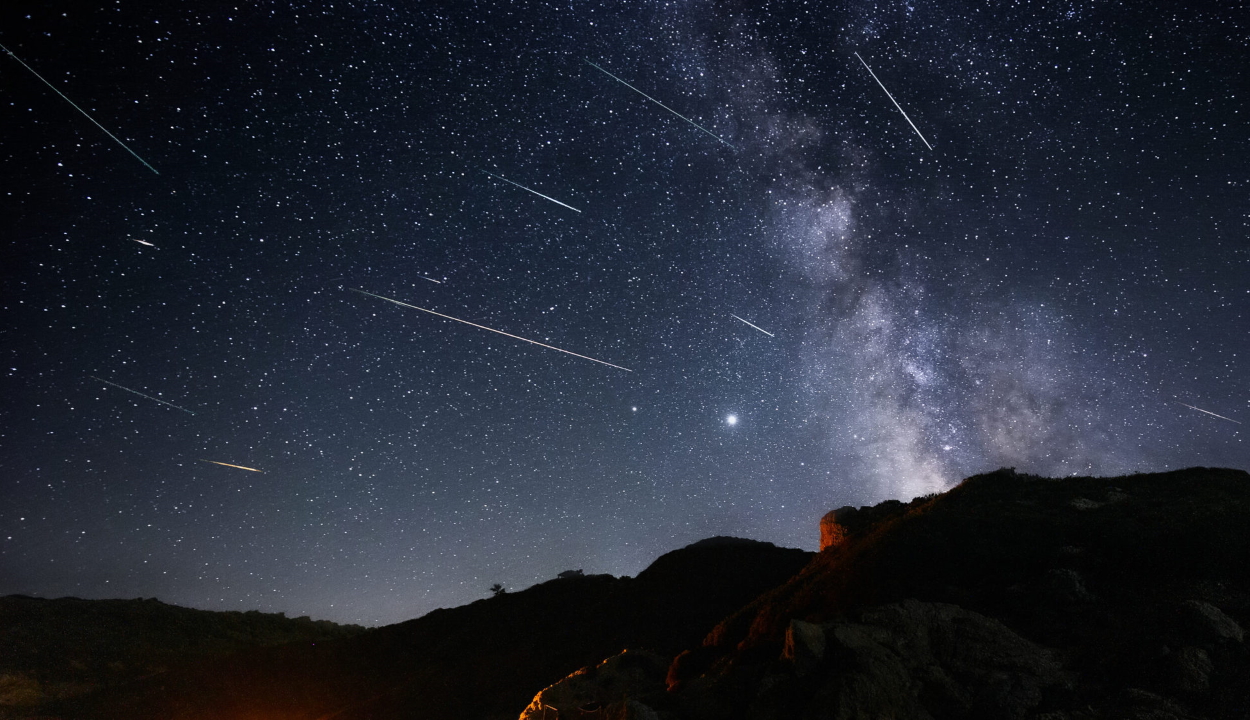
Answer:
[130,238,156,247]
[350,288,632,372]
[89,375,195,415]
[854,51,933,151]
[482,171,581,213]
[0,42,160,174]
[585,60,734,149]
[1175,400,1241,425]
[200,460,264,473]
[730,314,775,338]
[418,275,443,284]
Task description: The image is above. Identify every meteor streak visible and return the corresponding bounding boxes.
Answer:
[200,460,264,472]
[483,171,581,213]
[419,275,443,284]
[1,43,160,174]
[730,314,775,337]
[1175,400,1241,425]
[854,52,933,151]
[350,288,632,372]
[585,60,735,149]
[130,238,156,247]
[89,375,195,415]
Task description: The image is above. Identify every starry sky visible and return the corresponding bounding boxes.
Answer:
[1,0,1244,626]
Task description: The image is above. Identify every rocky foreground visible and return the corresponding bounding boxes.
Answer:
[4,466,1249,720]
[530,467,1250,719]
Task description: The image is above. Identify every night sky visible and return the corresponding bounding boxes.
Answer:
[1,1,1244,626]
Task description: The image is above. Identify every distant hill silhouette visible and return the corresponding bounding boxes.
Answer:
[0,595,361,717]
[5,467,1249,720]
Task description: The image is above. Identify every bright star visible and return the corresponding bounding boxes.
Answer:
[726,414,738,426]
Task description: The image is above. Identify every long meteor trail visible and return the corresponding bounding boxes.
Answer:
[730,314,775,337]
[1,43,159,174]
[854,51,933,151]
[200,460,264,472]
[350,288,632,372]
[89,375,195,415]
[586,60,734,149]
[1175,400,1241,425]
[482,171,581,213]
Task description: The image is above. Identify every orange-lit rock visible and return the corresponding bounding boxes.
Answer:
[518,649,667,720]
[819,506,853,550]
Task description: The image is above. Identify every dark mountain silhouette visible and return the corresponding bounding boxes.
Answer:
[37,537,810,720]
[5,467,1249,720]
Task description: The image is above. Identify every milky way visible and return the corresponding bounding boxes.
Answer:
[0,1,1243,625]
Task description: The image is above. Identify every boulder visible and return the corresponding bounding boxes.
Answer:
[1043,568,1094,603]
[518,649,669,720]
[1167,645,1214,694]
[1179,600,1244,643]
[781,619,827,677]
[754,600,1069,719]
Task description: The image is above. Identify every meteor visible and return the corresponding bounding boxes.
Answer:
[200,460,264,472]
[585,60,735,149]
[0,42,160,174]
[89,375,195,415]
[730,314,775,338]
[350,288,632,372]
[854,52,933,151]
[130,238,156,247]
[1175,400,1241,425]
[482,171,581,213]
[419,275,443,284]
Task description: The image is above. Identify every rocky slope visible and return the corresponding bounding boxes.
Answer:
[545,467,1250,719]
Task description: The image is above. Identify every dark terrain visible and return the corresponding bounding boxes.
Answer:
[6,538,811,719]
[4,466,1249,720]
[0,596,362,718]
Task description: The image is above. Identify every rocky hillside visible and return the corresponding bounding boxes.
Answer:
[538,467,1250,719]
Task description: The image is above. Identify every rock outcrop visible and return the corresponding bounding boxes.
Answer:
[818,508,851,551]
[519,649,668,720]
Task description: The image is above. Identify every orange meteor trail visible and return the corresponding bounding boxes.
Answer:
[200,460,264,472]
[350,288,633,372]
